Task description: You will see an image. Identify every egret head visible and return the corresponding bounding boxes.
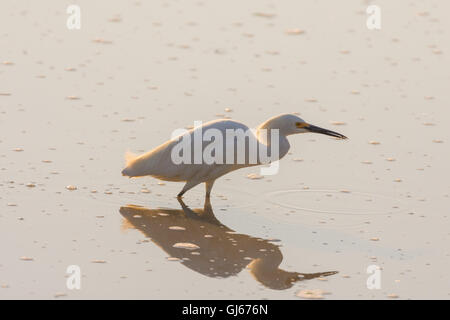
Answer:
[264,114,347,139]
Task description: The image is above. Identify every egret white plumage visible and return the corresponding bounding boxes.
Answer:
[121,113,347,198]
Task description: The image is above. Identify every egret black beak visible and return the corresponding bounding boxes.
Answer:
[306,124,347,139]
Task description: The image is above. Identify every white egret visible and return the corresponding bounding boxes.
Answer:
[121,113,347,198]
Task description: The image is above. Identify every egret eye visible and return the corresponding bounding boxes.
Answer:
[295,122,309,128]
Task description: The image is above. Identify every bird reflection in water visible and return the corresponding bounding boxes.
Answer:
[120,198,337,290]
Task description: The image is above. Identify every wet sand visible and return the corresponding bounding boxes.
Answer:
[1,0,449,299]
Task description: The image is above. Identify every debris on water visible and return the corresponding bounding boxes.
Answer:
[387,294,399,299]
[369,141,380,145]
[305,98,317,103]
[167,257,180,261]
[386,158,396,162]
[370,237,380,241]
[141,188,151,193]
[330,121,346,125]
[54,292,67,298]
[296,289,330,299]
[92,38,113,44]
[173,243,200,250]
[169,226,186,231]
[66,185,77,191]
[247,173,264,180]
[26,183,36,188]
[224,107,233,112]
[253,12,276,19]
[66,95,80,100]
[7,203,17,207]
[2,61,14,65]
[417,11,429,17]
[361,160,372,164]
[20,256,34,261]
[432,139,444,143]
[108,15,122,23]
[91,260,107,264]
[12,148,24,152]
[285,28,305,35]
[157,182,166,186]
[394,179,402,182]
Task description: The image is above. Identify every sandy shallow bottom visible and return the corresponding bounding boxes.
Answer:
[1,1,449,299]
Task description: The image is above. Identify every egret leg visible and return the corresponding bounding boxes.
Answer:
[177,181,199,198]
[205,180,215,198]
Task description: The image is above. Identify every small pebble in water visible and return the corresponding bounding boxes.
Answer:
[173,243,200,250]
[66,185,77,191]
[91,260,107,264]
[285,28,305,35]
[330,121,346,126]
[296,289,330,299]
[20,256,34,261]
[253,12,276,19]
[247,173,264,180]
[169,226,186,231]
[167,257,180,261]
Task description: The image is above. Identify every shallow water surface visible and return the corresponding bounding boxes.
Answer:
[1,0,450,299]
